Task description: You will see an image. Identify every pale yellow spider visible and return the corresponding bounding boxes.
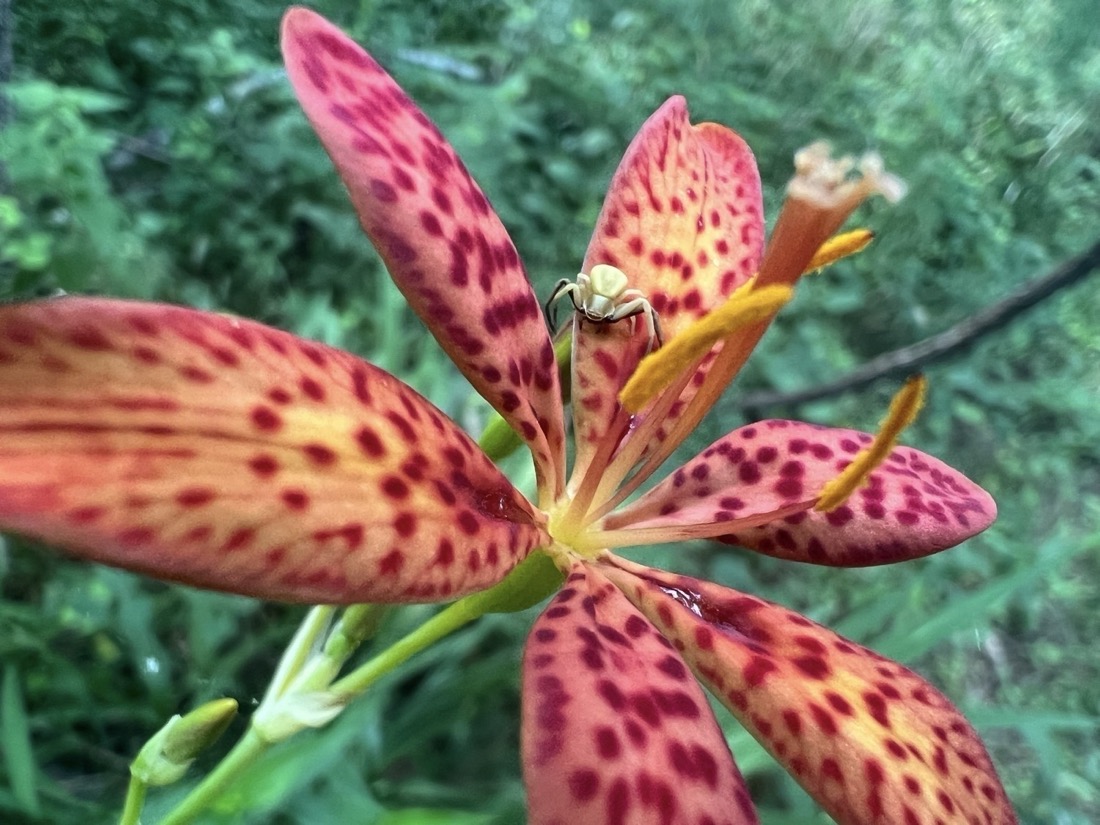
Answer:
[547,264,663,349]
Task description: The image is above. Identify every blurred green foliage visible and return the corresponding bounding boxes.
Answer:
[2,0,1099,822]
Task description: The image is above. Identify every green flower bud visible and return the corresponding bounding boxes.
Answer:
[131,698,237,786]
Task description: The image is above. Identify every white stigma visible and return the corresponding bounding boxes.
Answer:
[788,141,907,209]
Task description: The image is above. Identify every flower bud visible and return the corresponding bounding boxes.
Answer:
[130,698,238,786]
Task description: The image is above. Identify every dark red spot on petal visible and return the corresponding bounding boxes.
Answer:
[299,376,325,401]
[568,768,599,802]
[176,487,215,507]
[281,489,310,510]
[248,454,279,477]
[251,405,282,432]
[379,549,404,575]
[356,426,385,457]
[303,443,338,466]
[381,476,409,499]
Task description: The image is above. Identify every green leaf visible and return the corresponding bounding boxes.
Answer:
[871,531,1084,663]
[963,706,1100,733]
[1,666,42,817]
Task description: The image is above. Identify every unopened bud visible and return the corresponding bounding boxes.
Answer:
[131,698,238,786]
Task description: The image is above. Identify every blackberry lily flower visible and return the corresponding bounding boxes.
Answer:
[0,7,1016,825]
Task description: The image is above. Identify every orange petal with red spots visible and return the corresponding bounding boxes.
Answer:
[570,97,763,484]
[0,299,547,603]
[600,557,1019,825]
[281,8,563,498]
[522,563,758,825]
[604,419,996,565]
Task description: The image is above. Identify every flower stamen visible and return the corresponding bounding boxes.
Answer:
[582,364,697,525]
[815,374,927,512]
[788,144,906,211]
[619,284,793,413]
[588,499,812,548]
[805,228,875,272]
[608,149,904,497]
[557,399,634,529]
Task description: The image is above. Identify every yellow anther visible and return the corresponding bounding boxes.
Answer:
[619,284,793,413]
[804,229,875,273]
[815,375,927,512]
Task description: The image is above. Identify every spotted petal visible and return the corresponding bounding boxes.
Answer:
[281,8,564,497]
[571,97,763,483]
[522,563,758,825]
[600,557,1018,825]
[0,299,548,603]
[604,420,996,565]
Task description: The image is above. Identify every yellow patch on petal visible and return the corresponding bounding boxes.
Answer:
[805,229,874,273]
[619,284,792,413]
[815,375,927,511]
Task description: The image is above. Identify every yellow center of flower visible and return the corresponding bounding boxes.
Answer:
[545,499,607,563]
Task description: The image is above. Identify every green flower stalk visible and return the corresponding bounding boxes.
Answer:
[122,698,238,824]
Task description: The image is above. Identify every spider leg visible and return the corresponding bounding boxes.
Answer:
[609,303,646,320]
[637,307,661,354]
[608,298,663,352]
[544,279,574,333]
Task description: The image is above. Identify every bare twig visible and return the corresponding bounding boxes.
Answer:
[736,239,1100,414]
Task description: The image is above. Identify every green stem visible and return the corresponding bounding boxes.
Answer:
[156,599,486,825]
[330,598,482,698]
[262,605,335,705]
[118,777,147,825]
[158,728,267,825]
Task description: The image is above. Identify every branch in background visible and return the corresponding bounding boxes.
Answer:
[395,48,482,81]
[736,238,1100,415]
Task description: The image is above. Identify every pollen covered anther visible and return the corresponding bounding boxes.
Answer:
[804,228,875,272]
[619,284,792,413]
[815,374,928,512]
